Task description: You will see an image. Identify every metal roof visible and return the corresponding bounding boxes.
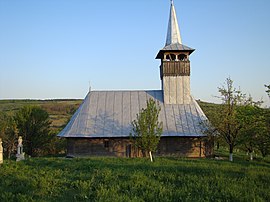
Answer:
[58,90,208,138]
[166,0,182,46]
[156,1,194,59]
[162,43,194,51]
[156,43,195,59]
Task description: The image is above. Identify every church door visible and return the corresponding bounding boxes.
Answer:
[126,144,132,158]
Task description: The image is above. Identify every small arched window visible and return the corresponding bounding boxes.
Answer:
[178,54,187,61]
[165,54,176,61]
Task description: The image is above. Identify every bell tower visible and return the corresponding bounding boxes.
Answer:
[156,0,194,104]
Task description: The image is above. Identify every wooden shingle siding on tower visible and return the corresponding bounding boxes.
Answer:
[161,61,190,77]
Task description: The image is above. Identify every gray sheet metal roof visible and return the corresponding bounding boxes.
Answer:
[156,43,195,59]
[58,90,207,138]
[162,43,194,51]
[166,0,182,45]
[155,1,194,59]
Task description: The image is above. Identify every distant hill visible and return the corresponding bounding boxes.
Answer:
[0,99,83,131]
[197,100,222,120]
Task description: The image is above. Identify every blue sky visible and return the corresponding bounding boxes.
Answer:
[0,0,269,106]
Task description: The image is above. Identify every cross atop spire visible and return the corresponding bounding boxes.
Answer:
[165,0,182,45]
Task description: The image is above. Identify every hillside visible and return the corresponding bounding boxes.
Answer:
[0,99,83,131]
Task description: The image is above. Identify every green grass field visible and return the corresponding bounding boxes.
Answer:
[1,157,270,202]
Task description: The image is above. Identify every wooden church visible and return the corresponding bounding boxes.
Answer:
[58,1,212,158]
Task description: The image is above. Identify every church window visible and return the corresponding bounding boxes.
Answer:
[104,140,109,148]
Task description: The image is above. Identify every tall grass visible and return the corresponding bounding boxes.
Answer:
[0,157,269,201]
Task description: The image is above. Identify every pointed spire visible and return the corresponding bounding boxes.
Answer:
[165,0,182,45]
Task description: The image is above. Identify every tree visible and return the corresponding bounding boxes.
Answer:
[212,78,246,161]
[265,84,270,98]
[237,104,268,160]
[130,98,163,162]
[15,106,52,157]
[202,84,270,160]
[0,113,18,159]
[256,107,270,157]
[238,88,270,159]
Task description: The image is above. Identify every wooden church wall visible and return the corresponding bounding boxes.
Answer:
[157,137,208,157]
[66,137,211,158]
[67,138,141,158]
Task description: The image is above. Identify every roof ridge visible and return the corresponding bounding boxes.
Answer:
[89,90,162,92]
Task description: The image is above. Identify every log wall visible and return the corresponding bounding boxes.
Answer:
[67,137,212,158]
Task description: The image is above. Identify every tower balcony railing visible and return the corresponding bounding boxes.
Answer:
[160,60,190,78]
